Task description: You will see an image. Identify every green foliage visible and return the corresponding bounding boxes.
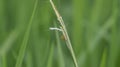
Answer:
[0,0,119,67]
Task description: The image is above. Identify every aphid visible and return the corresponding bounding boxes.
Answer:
[49,27,65,41]
[60,35,65,41]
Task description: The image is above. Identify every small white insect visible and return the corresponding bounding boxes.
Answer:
[49,27,62,31]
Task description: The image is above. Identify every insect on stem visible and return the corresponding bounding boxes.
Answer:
[49,27,62,31]
[49,0,78,67]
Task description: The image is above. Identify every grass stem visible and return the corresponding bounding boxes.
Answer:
[50,0,78,67]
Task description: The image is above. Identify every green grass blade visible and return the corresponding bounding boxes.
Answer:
[0,30,19,56]
[100,48,107,67]
[0,31,18,67]
[89,13,117,52]
[2,55,7,67]
[26,51,33,67]
[72,0,85,55]
[87,0,104,67]
[75,11,118,67]
[107,0,119,66]
[55,23,65,67]
[15,0,38,67]
[46,42,54,67]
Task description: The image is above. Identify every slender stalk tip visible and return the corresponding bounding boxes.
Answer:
[50,0,52,3]
[49,0,78,67]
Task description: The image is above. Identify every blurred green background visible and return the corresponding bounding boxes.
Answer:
[0,0,120,67]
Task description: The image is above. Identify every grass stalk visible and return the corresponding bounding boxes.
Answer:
[2,55,7,67]
[73,0,85,55]
[49,0,78,67]
[15,0,38,67]
[108,0,118,66]
[26,51,33,67]
[46,43,54,67]
[100,48,107,67]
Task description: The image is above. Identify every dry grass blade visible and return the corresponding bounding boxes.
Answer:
[49,0,78,67]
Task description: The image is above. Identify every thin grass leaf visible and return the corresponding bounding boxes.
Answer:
[108,0,119,67]
[89,13,118,52]
[26,51,33,67]
[100,48,107,67]
[0,58,2,67]
[72,0,85,55]
[15,0,38,67]
[0,30,19,56]
[73,10,118,67]
[2,55,7,67]
[87,0,105,67]
[55,23,65,67]
[46,42,54,67]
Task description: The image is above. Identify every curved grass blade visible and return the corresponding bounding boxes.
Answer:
[15,0,38,67]
[0,30,19,56]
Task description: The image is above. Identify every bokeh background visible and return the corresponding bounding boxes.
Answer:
[0,0,120,67]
